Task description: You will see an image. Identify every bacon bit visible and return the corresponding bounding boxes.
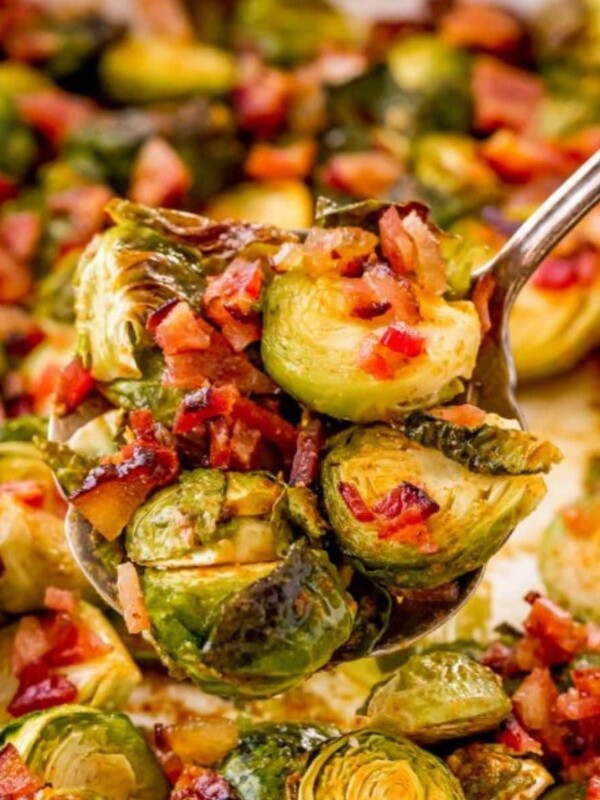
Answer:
[429,404,487,428]
[498,714,543,755]
[234,58,291,137]
[588,776,600,799]
[302,227,378,276]
[561,503,599,538]
[0,481,45,508]
[440,1,524,54]
[472,272,496,336]
[233,396,297,457]
[245,139,317,181]
[473,57,544,134]
[574,670,600,696]
[379,322,426,358]
[556,689,600,722]
[379,206,416,276]
[0,172,17,203]
[481,130,574,183]
[117,562,150,635]
[357,335,395,380]
[290,418,324,487]
[230,419,261,470]
[44,587,78,615]
[152,301,212,355]
[8,672,78,717]
[129,137,192,209]
[12,617,49,679]
[48,184,113,253]
[204,259,264,321]
[208,417,232,469]
[3,324,45,360]
[0,744,43,796]
[173,385,240,433]
[17,90,95,147]
[0,210,41,263]
[0,247,32,303]
[203,300,261,353]
[362,268,420,324]
[524,596,589,664]
[53,356,95,416]
[533,252,599,291]
[338,482,375,523]
[170,766,238,800]
[482,640,514,672]
[321,151,404,199]
[373,482,440,523]
[513,667,560,730]
[401,211,447,295]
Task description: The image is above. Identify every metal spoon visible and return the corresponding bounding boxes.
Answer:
[51,148,600,654]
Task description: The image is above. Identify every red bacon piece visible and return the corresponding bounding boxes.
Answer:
[53,356,96,416]
[473,57,543,133]
[173,385,240,434]
[290,418,324,487]
[338,482,375,523]
[0,744,43,796]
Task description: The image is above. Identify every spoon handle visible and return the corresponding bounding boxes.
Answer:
[487,148,600,304]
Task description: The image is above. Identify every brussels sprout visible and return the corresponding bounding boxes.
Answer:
[298,730,465,799]
[447,744,554,799]
[141,540,354,698]
[510,279,600,382]
[34,252,78,325]
[0,416,47,443]
[262,271,480,421]
[542,786,587,799]
[539,496,600,624]
[36,439,93,497]
[99,36,235,103]
[0,493,90,613]
[74,222,205,382]
[205,180,314,229]
[66,410,124,461]
[0,705,169,799]
[0,97,37,182]
[125,469,287,566]
[220,723,335,800]
[321,425,546,588]
[365,651,511,743]
[0,62,51,99]
[0,601,141,722]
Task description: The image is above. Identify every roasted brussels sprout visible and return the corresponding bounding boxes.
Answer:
[0,601,140,722]
[539,494,600,625]
[220,722,335,800]
[447,744,554,799]
[125,469,286,566]
[321,424,548,588]
[297,730,465,799]
[365,651,511,743]
[205,180,313,229]
[99,36,235,102]
[141,540,355,698]
[0,705,169,799]
[0,416,47,444]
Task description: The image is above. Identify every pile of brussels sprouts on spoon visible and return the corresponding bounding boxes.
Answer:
[43,197,561,701]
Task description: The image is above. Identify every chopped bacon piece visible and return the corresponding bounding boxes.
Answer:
[0,210,42,263]
[8,672,78,717]
[357,336,395,380]
[44,587,78,615]
[555,689,600,722]
[48,184,113,253]
[173,385,240,433]
[233,397,297,457]
[203,259,264,320]
[472,272,496,336]
[440,2,525,54]
[230,419,261,470]
[290,418,323,487]
[473,57,543,133]
[513,667,559,730]
[429,404,487,428]
[17,90,95,147]
[498,714,543,755]
[0,480,45,508]
[53,356,95,416]
[481,130,574,183]
[12,616,49,679]
[129,137,192,208]
[302,226,378,277]
[322,151,404,199]
[117,562,150,635]
[588,776,600,799]
[0,172,17,203]
[0,744,42,796]
[379,322,426,358]
[533,252,599,291]
[373,482,440,524]
[401,211,447,295]
[234,59,291,136]
[170,766,238,800]
[203,298,261,353]
[152,301,212,355]
[524,595,589,664]
[0,247,32,303]
[245,139,317,180]
[338,482,375,523]
[356,268,420,325]
[379,207,416,275]
[573,670,600,696]
[208,417,232,469]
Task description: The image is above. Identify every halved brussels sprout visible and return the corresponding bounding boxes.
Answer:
[262,271,480,421]
[0,602,141,722]
[365,651,511,743]
[141,540,355,698]
[539,495,600,625]
[99,36,235,102]
[125,469,286,567]
[297,730,465,799]
[205,180,314,229]
[220,723,336,800]
[0,705,169,799]
[510,278,600,382]
[447,744,554,799]
[321,425,546,588]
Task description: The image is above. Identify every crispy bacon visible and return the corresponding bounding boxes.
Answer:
[170,766,238,800]
[173,386,240,433]
[44,587,78,615]
[152,301,212,355]
[472,272,496,336]
[290,418,324,487]
[245,139,317,180]
[0,210,41,263]
[338,481,375,522]
[17,90,95,147]
[230,419,261,470]
[0,172,17,203]
[234,58,290,137]
[208,417,232,469]
[233,396,297,457]
[203,259,264,318]
[0,744,42,796]
[379,207,446,294]
[129,137,192,209]
[524,595,589,664]
[588,776,600,799]
[53,356,95,416]
[556,689,600,722]
[379,322,426,358]
[440,1,524,54]
[0,247,32,303]
[8,672,78,717]
[373,482,440,523]
[513,667,559,731]
[379,207,416,275]
[48,185,113,253]
[358,322,426,381]
[0,480,45,508]
[321,151,404,199]
[117,562,150,635]
[302,226,378,276]
[481,130,573,183]
[429,404,487,428]
[498,714,543,755]
[473,57,543,133]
